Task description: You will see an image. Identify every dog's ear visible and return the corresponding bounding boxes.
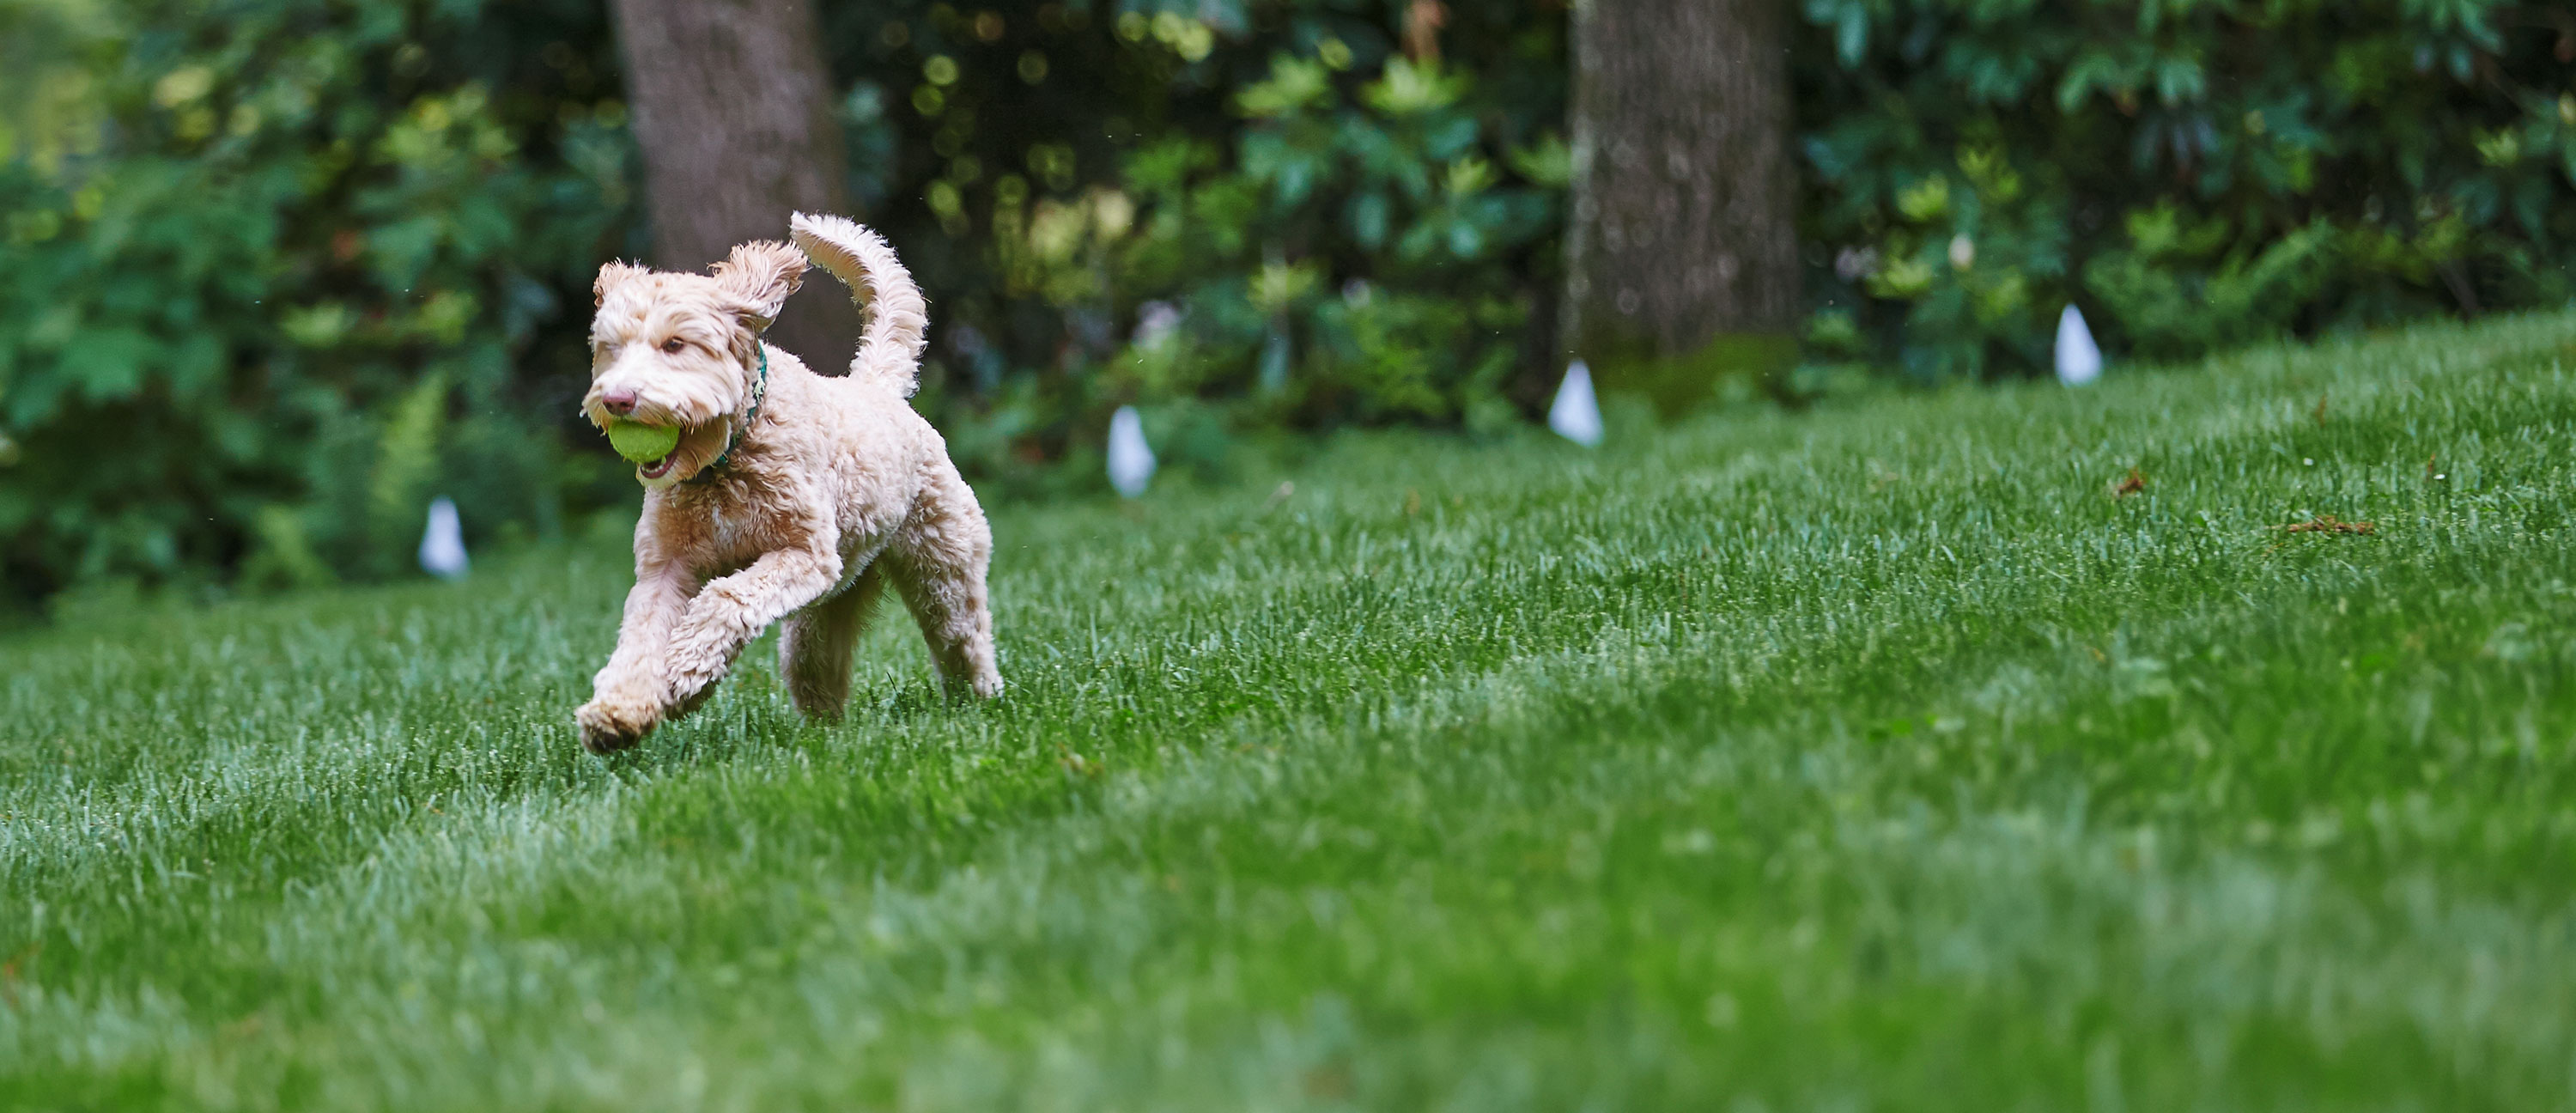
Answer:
[710,240,808,331]
[593,261,648,308]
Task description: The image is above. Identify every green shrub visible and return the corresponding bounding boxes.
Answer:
[0,0,629,603]
[1795,0,2576,380]
[827,1,1568,490]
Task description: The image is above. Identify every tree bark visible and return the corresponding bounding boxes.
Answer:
[1563,0,1798,404]
[609,0,860,368]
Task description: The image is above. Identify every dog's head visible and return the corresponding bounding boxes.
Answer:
[583,241,805,486]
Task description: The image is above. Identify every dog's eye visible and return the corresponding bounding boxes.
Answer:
[660,338,686,354]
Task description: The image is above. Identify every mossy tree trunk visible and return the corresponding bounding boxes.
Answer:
[1563,0,1799,408]
[609,0,860,368]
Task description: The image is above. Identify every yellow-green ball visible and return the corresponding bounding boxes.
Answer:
[605,420,681,463]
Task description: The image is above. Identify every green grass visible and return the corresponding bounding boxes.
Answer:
[10,312,2576,1110]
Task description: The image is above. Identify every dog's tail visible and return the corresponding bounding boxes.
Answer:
[788,212,928,396]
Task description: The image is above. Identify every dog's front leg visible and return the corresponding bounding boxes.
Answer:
[577,564,699,752]
[661,544,846,714]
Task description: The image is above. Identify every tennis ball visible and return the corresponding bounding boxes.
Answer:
[605,419,681,463]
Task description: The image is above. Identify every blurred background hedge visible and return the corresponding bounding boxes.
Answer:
[3,0,2573,605]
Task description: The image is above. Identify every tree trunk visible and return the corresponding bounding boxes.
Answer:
[609,0,860,368]
[1563,0,1799,407]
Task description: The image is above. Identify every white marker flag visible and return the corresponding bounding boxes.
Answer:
[419,496,469,581]
[2056,304,2103,386]
[1549,360,1604,447]
[1107,405,1157,498]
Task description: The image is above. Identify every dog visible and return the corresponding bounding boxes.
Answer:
[573,213,1000,753]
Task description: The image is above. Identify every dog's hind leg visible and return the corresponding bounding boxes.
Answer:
[779,562,884,721]
[885,467,1002,699]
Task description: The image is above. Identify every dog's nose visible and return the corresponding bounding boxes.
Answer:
[601,390,637,416]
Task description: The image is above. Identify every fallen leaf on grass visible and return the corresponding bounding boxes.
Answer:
[1,941,39,1007]
[1303,1064,1356,1101]
[2273,514,2375,535]
[2111,467,2147,498]
[1055,745,1101,777]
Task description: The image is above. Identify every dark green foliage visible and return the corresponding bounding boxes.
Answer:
[0,0,632,603]
[823,1,1569,484]
[1795,0,2576,381]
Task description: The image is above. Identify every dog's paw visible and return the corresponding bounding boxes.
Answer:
[660,629,745,712]
[575,695,658,754]
[933,666,1003,702]
[664,627,738,683]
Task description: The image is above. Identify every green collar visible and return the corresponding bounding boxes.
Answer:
[688,344,768,484]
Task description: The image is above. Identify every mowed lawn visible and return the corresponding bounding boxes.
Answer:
[10,314,2576,1111]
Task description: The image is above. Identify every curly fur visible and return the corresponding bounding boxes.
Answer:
[791,211,928,395]
[574,214,999,753]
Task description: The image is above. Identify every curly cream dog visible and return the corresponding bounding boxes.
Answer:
[574,213,999,752]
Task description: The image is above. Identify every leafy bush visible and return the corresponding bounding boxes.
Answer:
[1059,51,1556,439]
[820,1,1567,487]
[1795,0,2576,380]
[0,0,630,603]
